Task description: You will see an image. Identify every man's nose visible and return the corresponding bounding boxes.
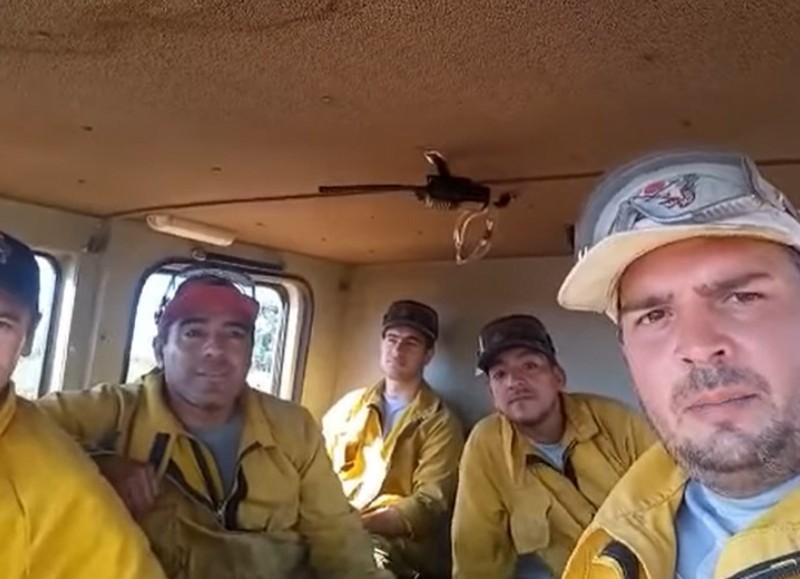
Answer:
[503,368,527,390]
[672,306,731,367]
[202,333,225,357]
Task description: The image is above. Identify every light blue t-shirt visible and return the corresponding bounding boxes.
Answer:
[381,393,410,435]
[517,441,562,578]
[675,474,800,579]
[535,442,566,472]
[190,412,244,496]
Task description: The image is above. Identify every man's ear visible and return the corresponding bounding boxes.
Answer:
[484,375,502,412]
[21,312,41,357]
[153,334,165,367]
[424,345,435,366]
[554,363,567,391]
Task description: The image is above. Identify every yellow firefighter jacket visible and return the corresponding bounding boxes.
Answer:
[38,370,391,579]
[2,382,166,578]
[563,443,800,579]
[322,381,464,575]
[452,392,655,578]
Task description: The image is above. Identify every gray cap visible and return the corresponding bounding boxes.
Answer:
[558,149,800,319]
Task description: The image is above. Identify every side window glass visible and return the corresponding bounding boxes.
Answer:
[125,265,290,396]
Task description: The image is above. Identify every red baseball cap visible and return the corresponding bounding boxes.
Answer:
[156,273,259,334]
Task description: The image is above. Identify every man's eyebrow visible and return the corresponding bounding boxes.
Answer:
[223,320,252,331]
[178,317,208,327]
[695,271,773,297]
[0,310,23,323]
[619,293,673,316]
[385,332,423,344]
[619,271,775,316]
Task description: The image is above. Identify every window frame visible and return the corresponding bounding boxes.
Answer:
[121,256,313,400]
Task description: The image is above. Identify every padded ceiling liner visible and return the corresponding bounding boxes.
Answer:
[1,1,800,263]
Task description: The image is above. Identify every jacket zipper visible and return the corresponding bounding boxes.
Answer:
[216,475,239,522]
[215,444,259,528]
[728,552,800,579]
[162,445,255,529]
[161,466,240,529]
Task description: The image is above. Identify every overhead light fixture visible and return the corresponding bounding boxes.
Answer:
[146,214,236,247]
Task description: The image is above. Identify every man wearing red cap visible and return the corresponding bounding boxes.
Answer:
[322,300,464,579]
[38,271,390,579]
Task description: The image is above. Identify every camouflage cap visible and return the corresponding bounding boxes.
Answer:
[477,314,556,373]
[382,300,439,343]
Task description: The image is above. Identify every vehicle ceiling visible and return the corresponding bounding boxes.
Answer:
[2,1,800,264]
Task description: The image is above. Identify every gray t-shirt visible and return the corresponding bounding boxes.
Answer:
[381,393,410,435]
[535,441,565,471]
[517,443,563,579]
[190,412,244,496]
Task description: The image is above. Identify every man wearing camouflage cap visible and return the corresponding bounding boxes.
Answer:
[323,300,464,578]
[451,314,654,578]
[560,149,800,578]
[38,267,389,579]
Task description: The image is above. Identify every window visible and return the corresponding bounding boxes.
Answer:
[124,261,306,398]
[13,254,60,399]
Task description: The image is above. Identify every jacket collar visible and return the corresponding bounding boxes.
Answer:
[561,392,600,445]
[239,387,276,449]
[587,443,687,578]
[364,379,442,422]
[590,443,800,579]
[500,392,600,463]
[592,444,687,525]
[137,370,276,450]
[139,371,184,436]
[0,382,16,437]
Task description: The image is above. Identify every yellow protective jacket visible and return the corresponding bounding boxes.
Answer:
[563,443,800,579]
[1,383,166,579]
[37,371,390,579]
[452,392,655,579]
[322,381,464,574]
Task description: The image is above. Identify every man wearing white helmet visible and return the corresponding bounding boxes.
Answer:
[560,150,800,578]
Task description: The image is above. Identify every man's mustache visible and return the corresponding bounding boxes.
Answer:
[670,365,771,411]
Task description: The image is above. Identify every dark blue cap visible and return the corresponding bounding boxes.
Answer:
[0,231,39,315]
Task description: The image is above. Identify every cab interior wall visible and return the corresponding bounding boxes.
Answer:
[0,193,639,426]
[335,256,631,429]
[0,199,351,418]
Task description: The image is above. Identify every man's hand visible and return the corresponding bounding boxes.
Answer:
[94,455,160,520]
[361,507,409,538]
